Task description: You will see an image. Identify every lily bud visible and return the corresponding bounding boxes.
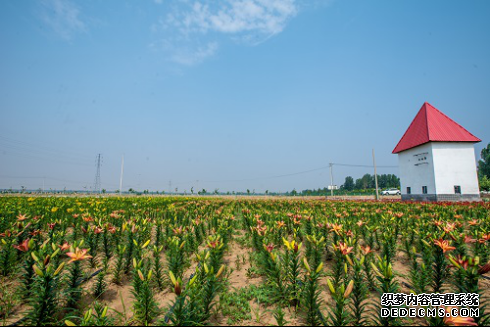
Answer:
[216,265,225,278]
[101,306,108,318]
[33,264,43,277]
[448,257,461,269]
[316,262,324,274]
[169,271,177,286]
[327,279,335,295]
[142,239,151,249]
[189,274,198,286]
[303,257,311,273]
[54,262,65,276]
[344,280,354,298]
[44,255,51,266]
[31,252,39,262]
[138,270,144,281]
[174,281,181,295]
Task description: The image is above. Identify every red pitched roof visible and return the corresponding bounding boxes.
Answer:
[392,102,481,154]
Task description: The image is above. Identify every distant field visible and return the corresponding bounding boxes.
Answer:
[0,196,489,326]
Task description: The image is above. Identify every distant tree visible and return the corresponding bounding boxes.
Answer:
[102,189,106,194]
[214,189,219,195]
[355,178,363,190]
[291,189,298,196]
[247,189,250,196]
[480,175,490,191]
[343,176,355,191]
[361,174,373,189]
[191,187,194,194]
[479,143,490,178]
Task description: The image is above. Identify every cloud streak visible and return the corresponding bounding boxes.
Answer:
[152,0,301,65]
[39,0,86,40]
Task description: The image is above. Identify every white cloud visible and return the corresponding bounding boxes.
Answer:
[178,0,297,42]
[39,0,86,40]
[152,0,301,65]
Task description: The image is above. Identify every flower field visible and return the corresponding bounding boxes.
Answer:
[1,196,489,326]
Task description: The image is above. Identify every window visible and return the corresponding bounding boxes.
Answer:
[454,185,461,194]
[422,186,428,194]
[407,187,411,194]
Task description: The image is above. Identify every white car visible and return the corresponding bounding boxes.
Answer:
[381,188,401,196]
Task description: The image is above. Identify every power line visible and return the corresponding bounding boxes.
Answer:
[332,163,398,168]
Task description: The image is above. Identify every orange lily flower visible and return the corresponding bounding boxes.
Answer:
[334,242,353,255]
[276,221,286,229]
[330,224,343,235]
[13,239,29,252]
[59,242,70,252]
[360,245,374,255]
[17,214,29,221]
[443,307,477,326]
[66,248,92,263]
[264,243,275,253]
[434,239,456,253]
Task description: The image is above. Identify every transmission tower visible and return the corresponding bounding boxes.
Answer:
[94,154,102,194]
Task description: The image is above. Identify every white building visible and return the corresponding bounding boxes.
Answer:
[393,102,481,202]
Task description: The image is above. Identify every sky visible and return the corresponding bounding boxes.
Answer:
[0,0,489,193]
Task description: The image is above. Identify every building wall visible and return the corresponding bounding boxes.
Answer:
[431,142,480,195]
[398,143,436,195]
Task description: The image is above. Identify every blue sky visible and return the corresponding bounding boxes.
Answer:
[1,0,489,193]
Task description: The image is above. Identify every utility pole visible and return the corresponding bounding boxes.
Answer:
[119,155,124,195]
[373,149,379,200]
[94,154,102,194]
[329,163,334,197]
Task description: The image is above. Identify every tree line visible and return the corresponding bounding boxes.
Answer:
[479,143,490,192]
[341,173,400,191]
[295,173,400,196]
